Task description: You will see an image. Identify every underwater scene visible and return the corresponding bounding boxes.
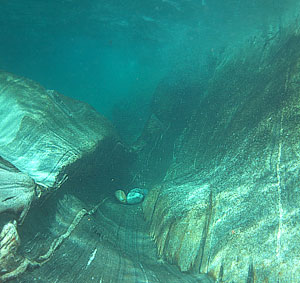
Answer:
[1,0,300,282]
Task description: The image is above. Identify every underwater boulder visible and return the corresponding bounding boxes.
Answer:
[0,71,119,190]
[0,70,131,224]
[0,71,132,281]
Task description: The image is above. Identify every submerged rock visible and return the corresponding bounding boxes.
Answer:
[128,188,149,197]
[140,30,300,282]
[115,188,149,205]
[0,221,20,262]
[0,71,130,281]
[0,71,126,217]
[0,157,37,223]
[126,191,144,204]
[0,71,120,189]
[0,221,35,282]
[126,188,148,205]
[114,189,127,204]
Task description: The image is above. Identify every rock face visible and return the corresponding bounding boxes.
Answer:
[0,71,119,189]
[132,71,203,186]
[0,221,21,276]
[0,71,211,283]
[0,71,130,220]
[0,71,130,281]
[0,157,37,223]
[140,28,300,281]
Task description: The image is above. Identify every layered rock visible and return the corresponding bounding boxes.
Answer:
[141,27,300,281]
[0,71,212,283]
[0,71,129,281]
[0,71,120,189]
[15,192,213,282]
[0,157,37,223]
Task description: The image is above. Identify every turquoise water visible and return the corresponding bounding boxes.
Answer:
[0,0,298,141]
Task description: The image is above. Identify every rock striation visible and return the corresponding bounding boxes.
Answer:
[0,71,120,189]
[140,26,300,281]
[14,192,213,282]
[0,71,130,281]
[0,71,212,282]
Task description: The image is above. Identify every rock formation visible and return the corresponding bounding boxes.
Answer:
[0,71,212,282]
[0,71,128,281]
[138,26,300,282]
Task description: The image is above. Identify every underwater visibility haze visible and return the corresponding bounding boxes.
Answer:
[1,0,300,282]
